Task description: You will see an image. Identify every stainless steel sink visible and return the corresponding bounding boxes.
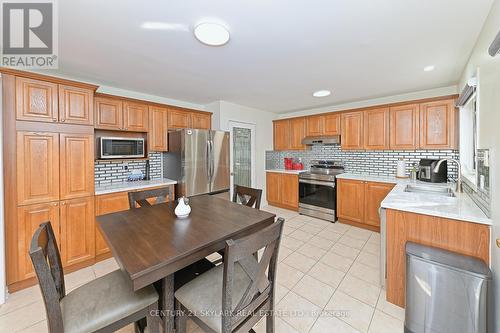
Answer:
[404,184,456,197]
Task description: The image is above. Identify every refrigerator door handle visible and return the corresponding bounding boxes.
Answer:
[209,140,215,179]
[206,140,211,182]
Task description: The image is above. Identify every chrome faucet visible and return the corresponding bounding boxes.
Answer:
[433,159,462,193]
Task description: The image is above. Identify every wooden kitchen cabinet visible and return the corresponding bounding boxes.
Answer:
[16,202,60,281]
[58,85,94,125]
[191,112,211,129]
[273,119,290,151]
[123,101,149,132]
[95,191,130,258]
[419,99,457,149]
[306,115,324,136]
[266,172,282,204]
[16,131,60,206]
[15,77,58,123]
[324,113,341,135]
[94,96,123,130]
[341,111,364,150]
[60,196,95,268]
[364,108,390,150]
[266,172,299,210]
[389,104,419,149]
[168,109,191,129]
[364,182,394,227]
[337,179,365,223]
[60,134,94,199]
[148,105,169,151]
[289,117,306,150]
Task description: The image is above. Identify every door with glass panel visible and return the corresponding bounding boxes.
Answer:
[229,121,255,195]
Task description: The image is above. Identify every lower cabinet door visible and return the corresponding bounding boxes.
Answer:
[16,202,60,281]
[364,182,394,227]
[95,192,130,257]
[337,179,365,223]
[281,174,299,209]
[266,172,281,205]
[60,196,95,267]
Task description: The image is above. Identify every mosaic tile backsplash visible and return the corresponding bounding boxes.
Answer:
[94,152,163,186]
[266,145,460,179]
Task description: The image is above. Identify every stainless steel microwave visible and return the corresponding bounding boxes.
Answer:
[98,137,145,159]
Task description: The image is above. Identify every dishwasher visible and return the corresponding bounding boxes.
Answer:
[405,242,492,333]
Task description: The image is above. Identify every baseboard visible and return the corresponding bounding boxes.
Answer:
[338,218,380,232]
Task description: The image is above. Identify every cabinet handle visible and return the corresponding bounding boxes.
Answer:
[53,203,58,206]
[61,202,66,205]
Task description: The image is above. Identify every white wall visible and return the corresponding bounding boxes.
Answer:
[0,75,5,304]
[212,101,277,205]
[279,85,457,118]
[458,1,500,330]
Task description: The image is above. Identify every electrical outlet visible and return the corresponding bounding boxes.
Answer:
[123,162,128,170]
[496,238,500,248]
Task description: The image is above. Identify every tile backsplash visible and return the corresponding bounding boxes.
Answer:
[94,152,163,186]
[462,149,491,217]
[266,145,460,179]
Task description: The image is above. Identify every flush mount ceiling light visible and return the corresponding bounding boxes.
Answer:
[194,22,230,46]
[424,65,435,72]
[313,90,331,97]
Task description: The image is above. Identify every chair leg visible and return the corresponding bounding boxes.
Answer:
[147,303,159,333]
[175,300,187,333]
[266,300,275,333]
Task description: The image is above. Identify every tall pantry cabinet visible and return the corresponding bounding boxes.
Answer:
[3,72,98,291]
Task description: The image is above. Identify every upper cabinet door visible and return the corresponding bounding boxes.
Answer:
[148,106,169,152]
[58,85,94,125]
[273,119,290,151]
[191,112,211,129]
[16,77,58,123]
[123,101,149,132]
[95,97,123,130]
[289,117,306,150]
[168,109,191,129]
[17,131,60,205]
[341,111,364,150]
[364,108,390,150]
[389,104,419,150]
[60,134,94,200]
[419,99,457,149]
[324,114,341,135]
[306,115,324,136]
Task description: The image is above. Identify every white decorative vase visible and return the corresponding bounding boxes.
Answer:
[175,197,191,218]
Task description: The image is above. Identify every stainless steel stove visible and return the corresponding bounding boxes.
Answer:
[299,160,344,222]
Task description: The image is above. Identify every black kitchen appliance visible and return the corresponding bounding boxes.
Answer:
[418,159,447,183]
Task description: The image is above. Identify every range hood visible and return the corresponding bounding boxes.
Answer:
[302,135,341,145]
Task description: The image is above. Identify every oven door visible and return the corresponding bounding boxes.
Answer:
[298,178,336,213]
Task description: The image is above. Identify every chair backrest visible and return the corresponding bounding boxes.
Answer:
[29,222,65,333]
[232,185,262,209]
[221,217,284,332]
[128,187,171,209]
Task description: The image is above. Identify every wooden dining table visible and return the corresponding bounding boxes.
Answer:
[96,194,276,333]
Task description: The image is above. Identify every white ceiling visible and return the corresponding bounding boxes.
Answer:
[55,0,493,113]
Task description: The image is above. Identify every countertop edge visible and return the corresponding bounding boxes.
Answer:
[265,169,307,174]
[95,179,178,195]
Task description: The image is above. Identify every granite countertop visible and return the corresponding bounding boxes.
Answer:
[95,178,177,195]
[336,173,401,184]
[265,169,307,174]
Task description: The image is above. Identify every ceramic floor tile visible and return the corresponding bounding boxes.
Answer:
[288,229,315,242]
[116,324,135,333]
[283,224,298,235]
[0,300,46,333]
[330,243,361,260]
[362,242,380,256]
[307,262,345,288]
[367,232,381,245]
[338,274,381,307]
[326,291,375,333]
[320,251,355,272]
[282,252,317,273]
[277,291,321,333]
[368,310,404,333]
[376,290,405,321]
[338,235,368,250]
[93,257,119,278]
[355,251,380,270]
[292,275,335,308]
[277,263,305,289]
[299,224,322,235]
[16,320,47,333]
[345,228,373,241]
[275,283,291,303]
[305,217,332,229]
[324,222,351,234]
[307,235,335,250]
[348,262,380,287]
[317,229,343,242]
[310,315,362,333]
[277,246,293,262]
[0,285,42,316]
[281,236,305,251]
[296,242,327,261]
[253,316,301,333]
[64,266,96,291]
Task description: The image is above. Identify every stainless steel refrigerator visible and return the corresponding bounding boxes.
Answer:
[164,129,230,198]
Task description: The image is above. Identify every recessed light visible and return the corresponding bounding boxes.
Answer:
[194,22,230,46]
[313,90,331,97]
[424,65,435,72]
[141,22,188,31]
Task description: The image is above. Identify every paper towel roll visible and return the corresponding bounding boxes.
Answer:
[396,159,407,178]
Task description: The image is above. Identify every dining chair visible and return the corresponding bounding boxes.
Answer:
[232,185,263,209]
[128,187,172,209]
[174,217,285,333]
[29,222,159,333]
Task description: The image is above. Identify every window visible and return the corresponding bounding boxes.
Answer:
[459,92,478,185]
